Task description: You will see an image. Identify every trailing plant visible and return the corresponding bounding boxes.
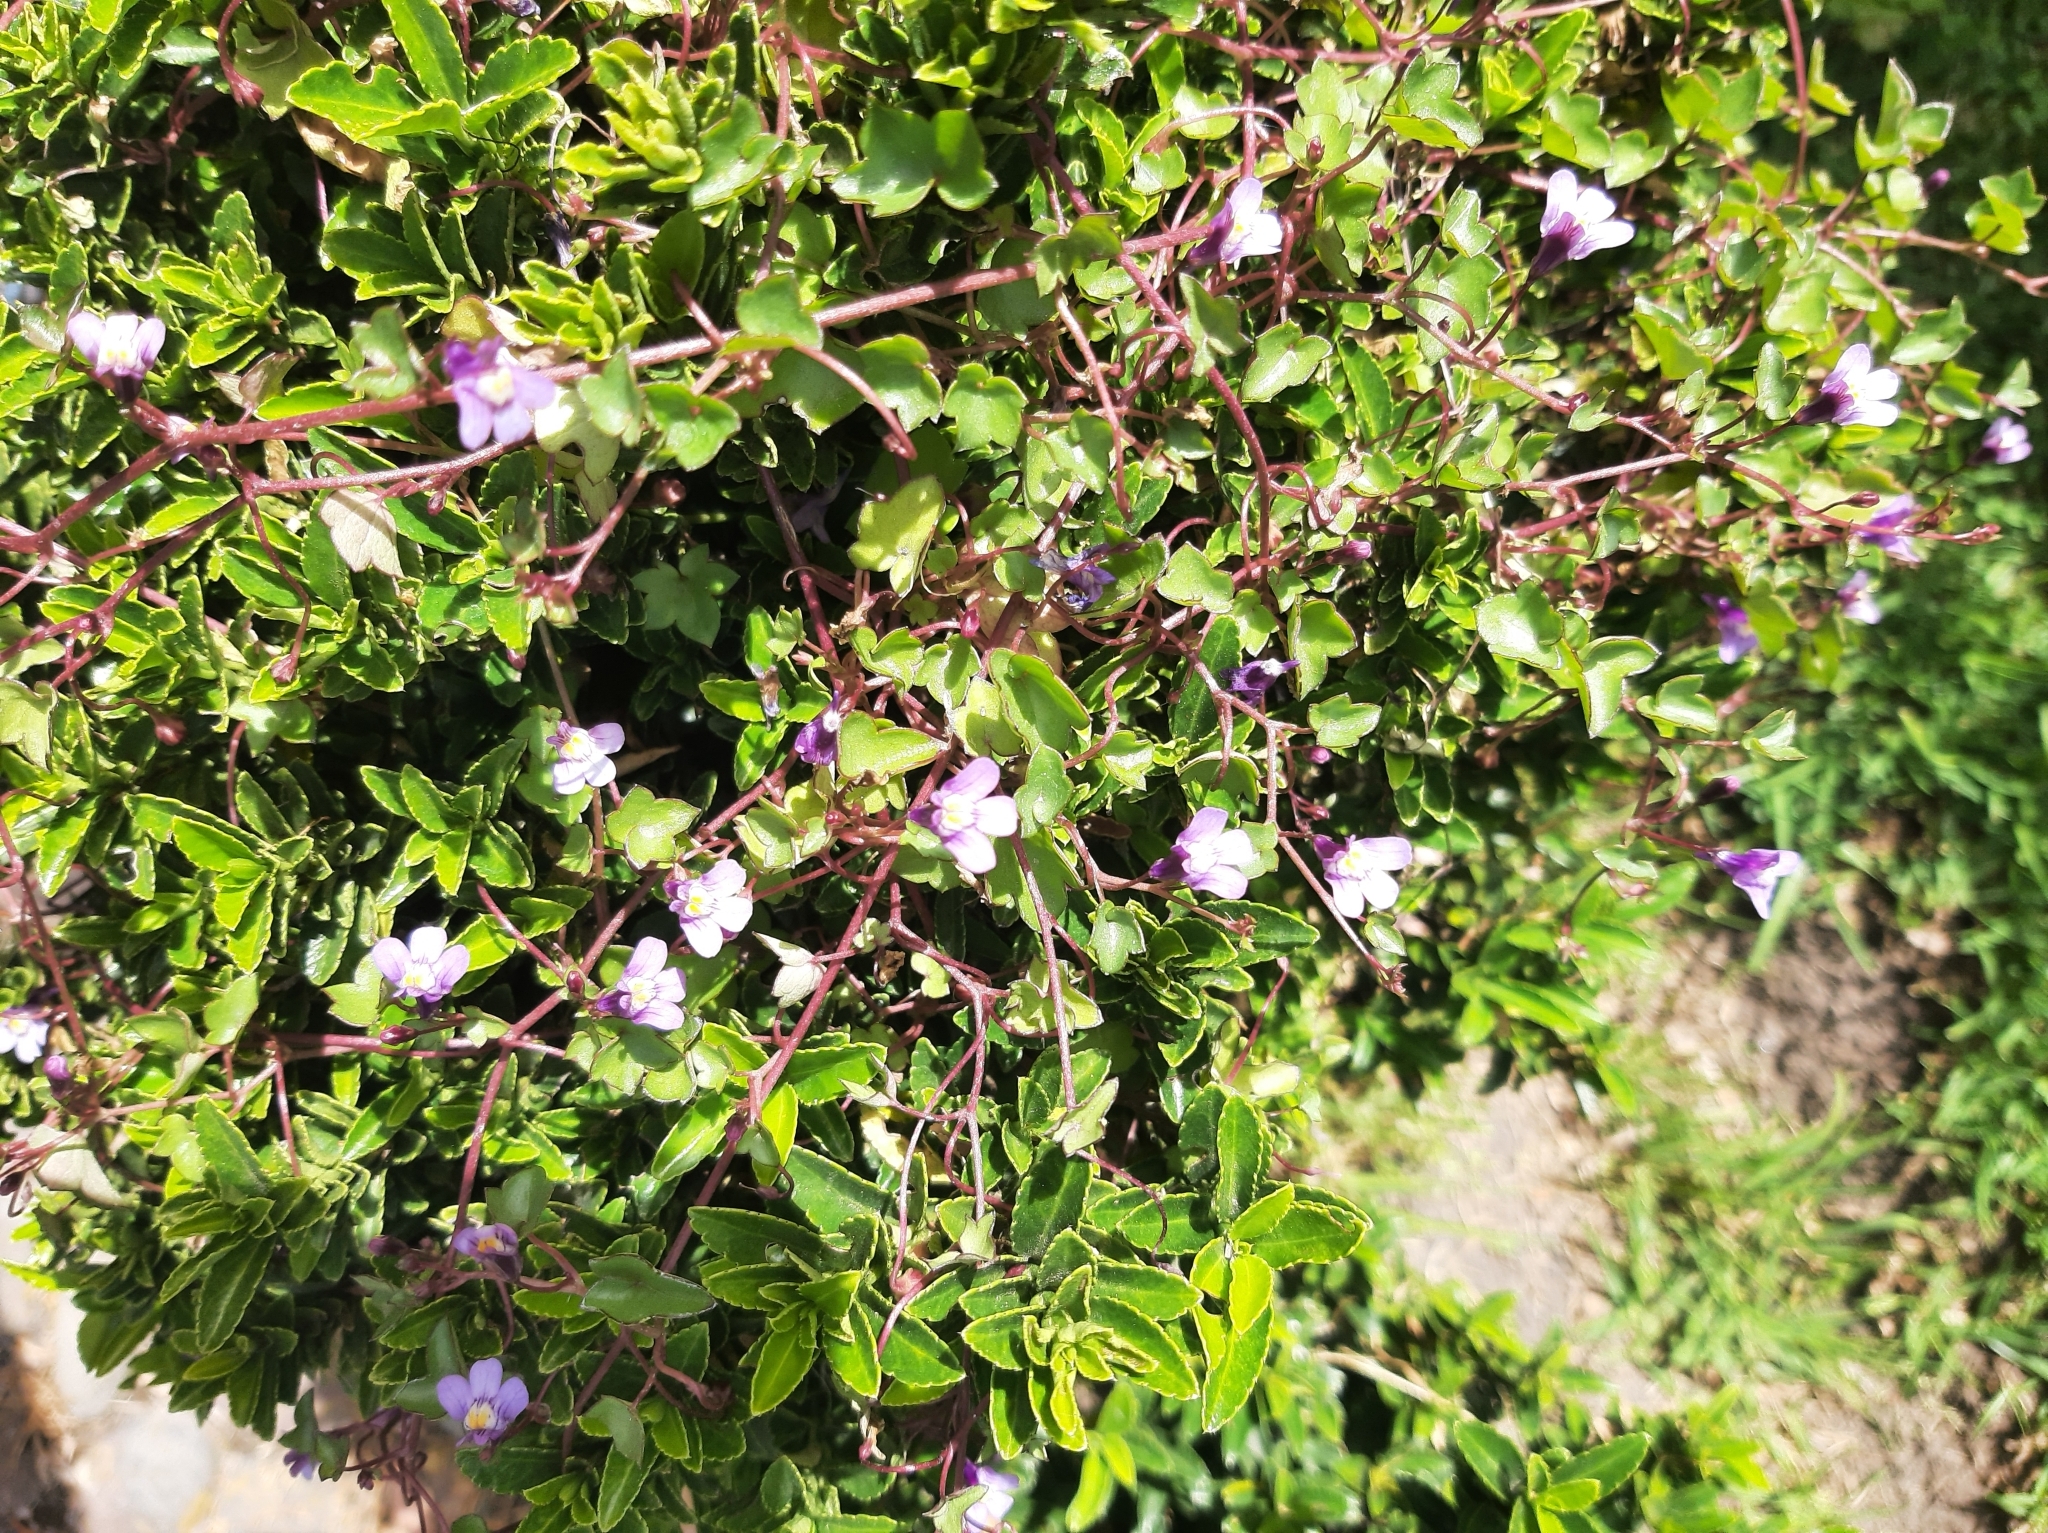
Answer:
[0,0,2036,1528]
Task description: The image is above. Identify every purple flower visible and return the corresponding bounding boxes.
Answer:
[42,1052,71,1085]
[665,860,754,958]
[1703,595,1757,664]
[793,708,841,767]
[445,338,557,451]
[1220,658,1298,703]
[372,926,471,1006]
[908,759,1018,877]
[452,1222,523,1276]
[961,1462,1020,1533]
[1150,808,1261,899]
[1796,344,1899,428]
[1335,538,1375,564]
[1531,169,1635,276]
[1192,177,1284,266]
[436,1358,529,1447]
[1314,834,1414,918]
[1038,546,1115,611]
[283,1448,317,1480]
[1707,847,1803,920]
[1839,570,1880,625]
[592,936,687,1031]
[1976,415,2032,466]
[67,312,166,403]
[1856,494,1923,564]
[547,719,624,795]
[0,1006,50,1064]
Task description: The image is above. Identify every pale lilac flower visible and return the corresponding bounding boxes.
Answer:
[1707,847,1803,920]
[665,860,754,957]
[445,338,556,451]
[592,936,687,1031]
[1531,169,1635,276]
[1220,659,1298,703]
[283,1448,317,1480]
[372,926,470,1006]
[961,1461,1020,1533]
[908,758,1018,877]
[0,1007,49,1064]
[436,1358,528,1446]
[1314,834,1414,918]
[547,719,624,795]
[793,708,841,767]
[1192,177,1284,266]
[1796,344,1899,428]
[1839,570,1880,625]
[452,1222,523,1277]
[1976,415,2032,466]
[1150,808,1261,898]
[1703,595,1757,664]
[67,312,166,403]
[1856,494,1923,564]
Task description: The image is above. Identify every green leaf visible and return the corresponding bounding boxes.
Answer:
[1571,636,1658,737]
[835,105,943,217]
[856,336,944,428]
[1157,544,1235,613]
[785,1146,891,1232]
[605,786,700,867]
[196,1237,272,1352]
[1477,582,1563,668]
[734,274,822,350]
[748,1309,818,1414]
[1554,1434,1649,1497]
[581,1255,714,1324]
[1036,215,1124,295]
[1742,708,1806,761]
[383,0,469,105]
[1247,1192,1369,1265]
[1454,1421,1526,1501]
[1092,1261,1201,1318]
[1242,323,1332,402]
[1638,674,1720,735]
[580,1395,645,1462]
[932,110,997,210]
[944,364,1028,453]
[1011,1144,1091,1259]
[1890,297,1973,366]
[1968,169,2044,255]
[992,651,1090,757]
[1308,697,1381,750]
[465,35,576,127]
[596,1442,650,1532]
[836,713,943,783]
[286,62,424,141]
[1213,1095,1263,1225]
[194,1099,272,1197]
[1389,57,1482,149]
[1279,600,1351,696]
[0,679,51,768]
[644,386,741,470]
[1200,1305,1271,1430]
[1092,1296,1198,1398]
[847,476,943,595]
[1089,901,1146,974]
[1179,276,1247,372]
[1754,342,1796,420]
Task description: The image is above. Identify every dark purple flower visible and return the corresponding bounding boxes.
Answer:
[1707,847,1803,920]
[1975,415,2032,466]
[1220,658,1298,703]
[909,759,1019,877]
[437,1358,529,1446]
[1839,570,1880,625]
[452,1222,523,1277]
[1531,169,1635,277]
[665,860,754,957]
[444,338,556,451]
[1856,494,1923,564]
[371,926,470,1007]
[1150,808,1261,899]
[1037,546,1116,611]
[1926,167,1952,191]
[547,720,624,795]
[961,1461,1020,1533]
[1191,177,1284,266]
[1795,344,1899,428]
[793,707,841,767]
[283,1448,317,1480]
[592,936,687,1031]
[1314,833,1414,917]
[67,312,165,403]
[1702,595,1757,664]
